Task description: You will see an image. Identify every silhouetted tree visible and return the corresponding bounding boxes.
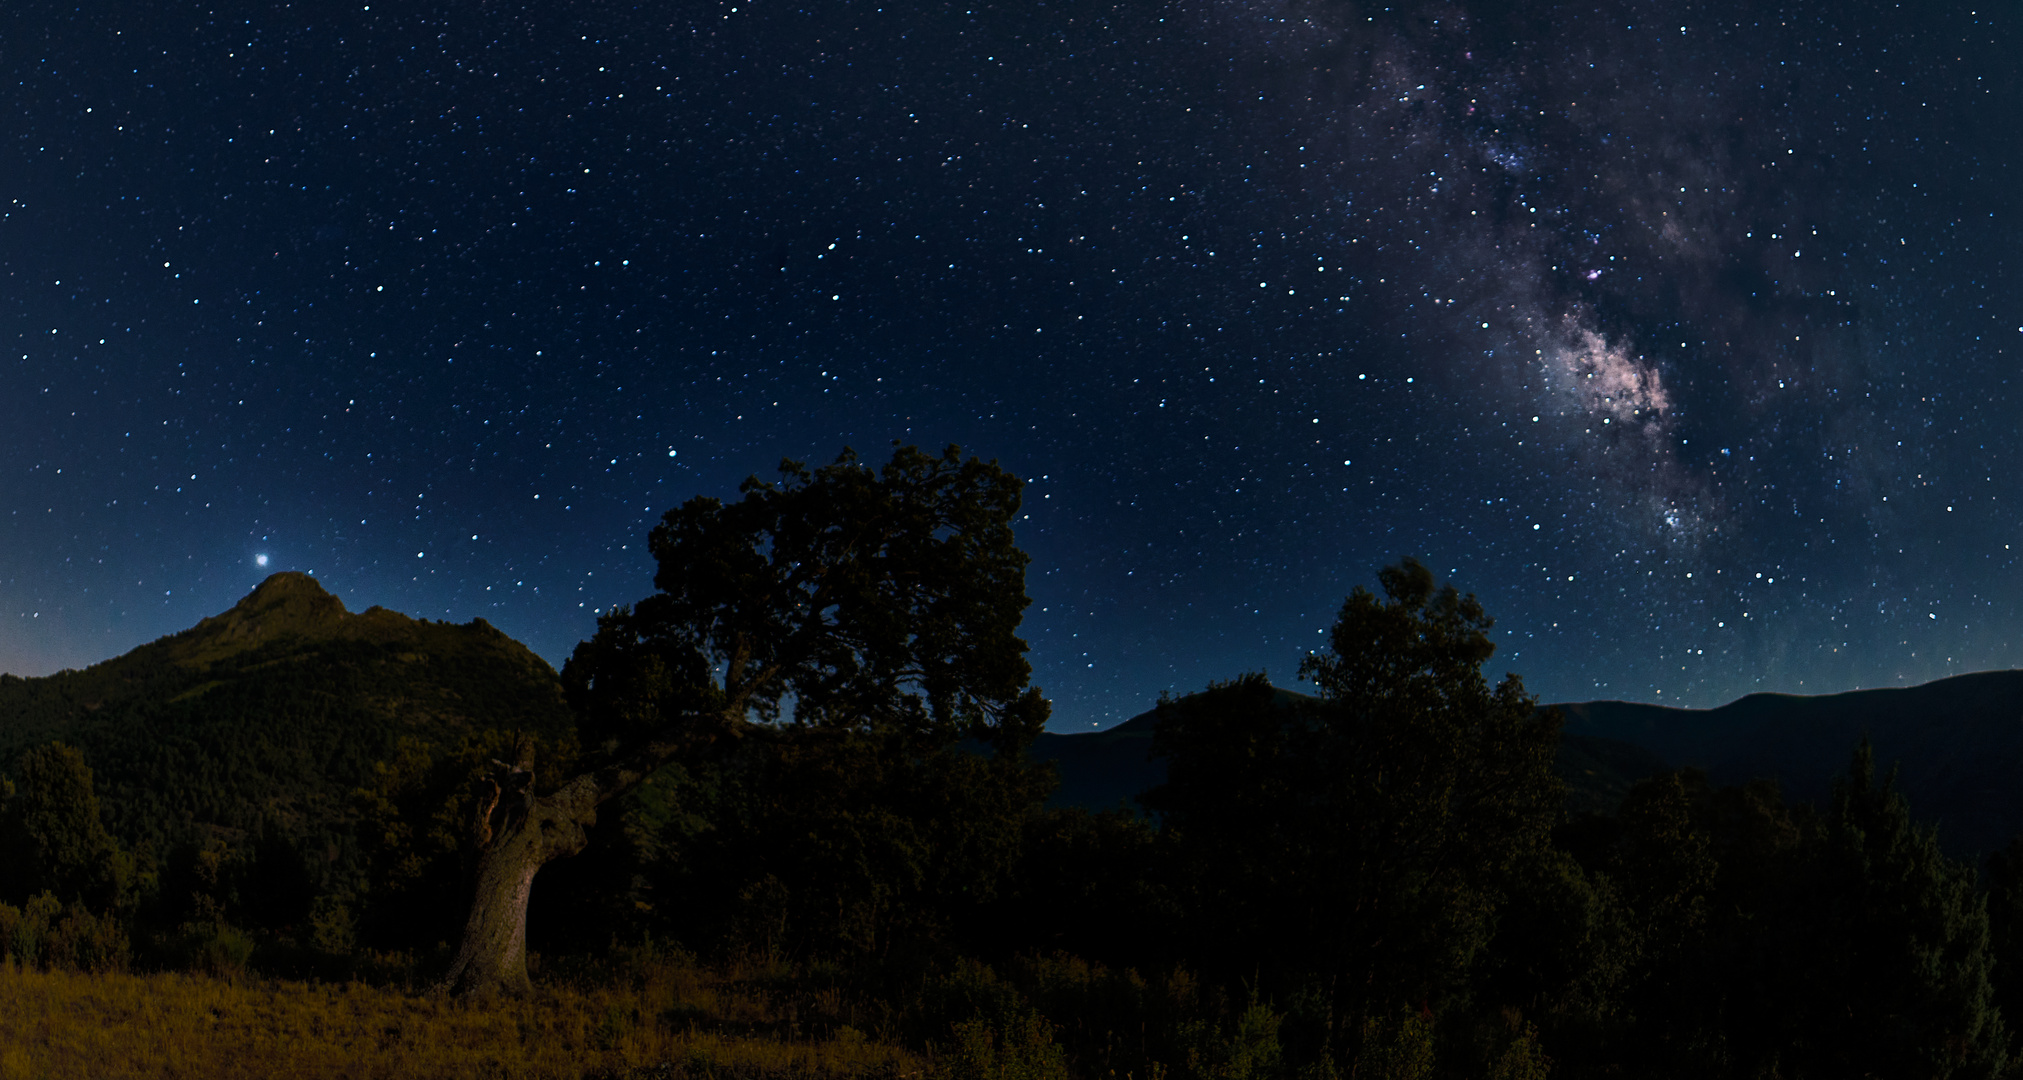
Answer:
[1779,740,2005,1079]
[438,445,1049,996]
[1147,559,1563,1068]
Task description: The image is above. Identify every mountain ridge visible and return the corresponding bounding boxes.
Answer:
[1558,669,2023,852]
[1036,671,2023,853]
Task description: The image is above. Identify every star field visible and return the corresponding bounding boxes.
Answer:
[1,0,2017,727]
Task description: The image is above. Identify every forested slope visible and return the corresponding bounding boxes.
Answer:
[1562,671,2023,853]
[0,572,575,900]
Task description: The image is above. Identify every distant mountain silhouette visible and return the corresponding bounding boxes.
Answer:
[0,572,575,881]
[1032,707,1162,813]
[1032,682,1667,818]
[1037,673,2023,854]
[1028,685,1326,812]
[1559,671,2023,853]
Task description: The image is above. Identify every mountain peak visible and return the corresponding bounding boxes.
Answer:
[241,570,343,609]
[230,571,348,624]
[168,572,352,664]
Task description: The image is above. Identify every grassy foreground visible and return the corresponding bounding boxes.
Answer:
[0,957,923,1080]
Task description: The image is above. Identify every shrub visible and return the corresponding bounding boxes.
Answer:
[921,960,1071,1080]
[1357,1012,1435,1080]
[1178,998,1284,1080]
[0,894,129,973]
[1487,1012,1551,1080]
[936,1011,1070,1080]
[0,893,61,969]
[164,920,257,979]
[48,900,130,974]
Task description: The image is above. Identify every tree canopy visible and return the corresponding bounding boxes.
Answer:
[0,742,132,911]
[1147,558,1564,1062]
[438,444,1054,995]
[562,443,1048,754]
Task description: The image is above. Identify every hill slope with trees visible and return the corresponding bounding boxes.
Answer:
[1558,673,2023,854]
[0,571,576,945]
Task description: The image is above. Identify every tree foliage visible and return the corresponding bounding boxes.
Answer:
[432,444,1058,994]
[1779,740,2005,1078]
[549,446,1057,961]
[563,443,1047,753]
[0,742,135,911]
[1147,559,1564,1060]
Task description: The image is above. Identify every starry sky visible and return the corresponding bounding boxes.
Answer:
[2,0,2016,727]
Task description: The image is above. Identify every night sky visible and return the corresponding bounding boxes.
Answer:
[2,0,2016,727]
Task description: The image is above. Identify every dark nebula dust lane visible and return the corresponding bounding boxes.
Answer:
[0,0,2015,725]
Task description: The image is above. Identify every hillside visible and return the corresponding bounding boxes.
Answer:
[1560,670,2023,853]
[0,573,576,892]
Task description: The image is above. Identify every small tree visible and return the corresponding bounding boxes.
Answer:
[437,445,1046,996]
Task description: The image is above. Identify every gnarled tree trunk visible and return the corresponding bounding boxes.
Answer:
[436,739,688,998]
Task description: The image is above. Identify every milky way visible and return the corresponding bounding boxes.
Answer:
[0,0,2014,725]
[1211,0,2017,709]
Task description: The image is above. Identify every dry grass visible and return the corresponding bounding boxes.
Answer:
[0,957,923,1080]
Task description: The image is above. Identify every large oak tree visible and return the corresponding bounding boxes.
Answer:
[438,445,1046,997]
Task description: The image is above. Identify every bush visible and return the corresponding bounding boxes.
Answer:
[49,900,130,973]
[921,960,1070,1080]
[1178,998,1284,1080]
[1357,1012,1434,1080]
[935,1011,1070,1080]
[0,893,61,969]
[1487,1012,1551,1080]
[164,920,257,979]
[0,893,129,973]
